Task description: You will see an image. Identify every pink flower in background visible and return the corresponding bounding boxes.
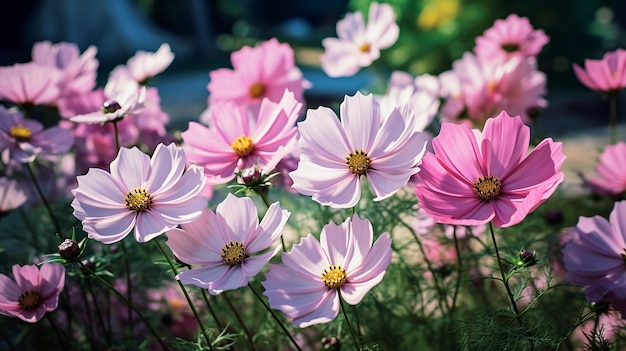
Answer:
[290,92,428,208]
[0,106,73,163]
[71,143,206,244]
[321,2,399,77]
[111,43,174,84]
[208,38,308,109]
[262,215,391,327]
[183,90,301,184]
[0,62,60,106]
[0,177,28,214]
[413,208,486,239]
[0,263,65,323]
[562,201,626,306]
[572,308,626,344]
[585,142,626,196]
[414,111,565,228]
[167,193,289,295]
[70,76,146,124]
[573,49,626,93]
[474,14,549,63]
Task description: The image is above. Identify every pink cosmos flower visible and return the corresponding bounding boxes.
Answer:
[413,208,485,239]
[321,2,399,77]
[0,177,28,215]
[474,14,549,63]
[110,43,174,84]
[166,193,289,295]
[414,111,565,228]
[290,92,428,208]
[70,76,146,124]
[0,106,73,163]
[71,143,206,244]
[0,62,61,106]
[573,49,626,93]
[207,38,308,109]
[585,142,626,196]
[0,263,65,323]
[262,215,391,327]
[182,90,301,184]
[562,201,626,308]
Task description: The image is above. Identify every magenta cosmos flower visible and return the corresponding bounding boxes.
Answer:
[290,92,428,208]
[208,38,308,109]
[573,49,626,94]
[183,90,301,184]
[474,14,549,63]
[0,263,65,323]
[262,215,391,327]
[0,106,73,163]
[71,143,206,244]
[562,201,626,308]
[585,142,626,196]
[166,193,289,295]
[414,111,565,228]
[0,62,60,106]
[321,2,399,77]
[110,43,174,84]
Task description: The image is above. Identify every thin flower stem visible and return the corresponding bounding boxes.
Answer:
[609,92,618,144]
[25,162,63,240]
[85,278,112,346]
[200,285,223,330]
[247,283,303,351]
[256,188,287,252]
[153,240,213,350]
[222,292,256,350]
[45,314,67,350]
[449,226,463,317]
[339,293,360,351]
[112,120,121,151]
[78,261,170,351]
[120,240,133,338]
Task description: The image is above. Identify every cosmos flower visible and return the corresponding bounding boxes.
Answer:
[166,193,289,295]
[262,215,391,327]
[585,142,626,196]
[573,49,626,94]
[71,143,206,244]
[110,43,174,84]
[0,177,28,215]
[0,62,61,106]
[321,2,399,77]
[0,263,65,323]
[290,92,428,208]
[414,111,565,228]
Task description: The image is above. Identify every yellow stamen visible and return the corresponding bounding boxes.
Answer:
[248,83,266,99]
[10,125,32,141]
[359,43,371,53]
[321,265,347,289]
[221,241,247,266]
[473,176,502,201]
[124,188,152,211]
[231,136,255,157]
[345,149,371,175]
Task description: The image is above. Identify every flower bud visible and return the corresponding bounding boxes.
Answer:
[103,100,121,113]
[240,165,263,185]
[516,250,537,267]
[58,239,81,260]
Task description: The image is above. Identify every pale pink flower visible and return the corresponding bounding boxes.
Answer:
[166,193,289,295]
[585,142,626,196]
[70,76,146,124]
[110,43,174,84]
[573,49,626,93]
[71,143,206,244]
[0,106,73,163]
[208,38,308,109]
[321,2,400,77]
[474,14,549,63]
[262,215,391,327]
[0,62,61,106]
[414,111,565,228]
[183,90,301,184]
[413,208,485,239]
[0,177,28,214]
[321,2,399,77]
[290,92,428,208]
[0,263,65,323]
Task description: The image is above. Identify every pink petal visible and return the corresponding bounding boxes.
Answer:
[340,92,380,151]
[217,194,258,243]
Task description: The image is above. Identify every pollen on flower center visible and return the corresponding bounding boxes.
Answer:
[221,241,247,266]
[9,125,32,141]
[231,136,255,157]
[18,291,42,310]
[248,82,266,99]
[321,264,347,289]
[501,43,520,53]
[473,176,502,201]
[346,149,371,175]
[359,42,371,53]
[124,188,153,211]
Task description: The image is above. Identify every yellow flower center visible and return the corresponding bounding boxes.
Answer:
[359,42,371,53]
[473,176,502,201]
[124,188,152,211]
[321,264,347,289]
[10,125,32,141]
[231,136,255,157]
[346,149,371,175]
[248,83,266,99]
[221,241,247,266]
[18,291,42,310]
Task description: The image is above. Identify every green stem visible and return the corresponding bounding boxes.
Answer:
[200,286,223,330]
[256,188,287,253]
[248,283,302,351]
[25,162,63,239]
[339,293,360,351]
[85,278,112,346]
[222,292,256,350]
[112,120,121,151]
[78,261,170,351]
[609,92,618,144]
[449,226,463,317]
[120,240,133,338]
[153,240,213,350]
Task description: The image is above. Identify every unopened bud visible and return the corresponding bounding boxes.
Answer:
[103,100,121,113]
[241,165,263,185]
[58,239,81,260]
[517,250,537,267]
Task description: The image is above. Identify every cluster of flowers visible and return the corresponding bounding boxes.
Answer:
[1,1,626,349]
